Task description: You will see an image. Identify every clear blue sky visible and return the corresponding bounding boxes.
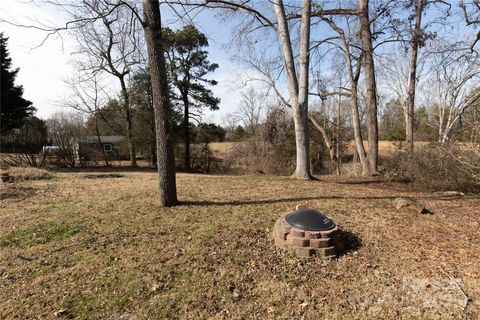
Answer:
[1,1,477,125]
[0,0,260,125]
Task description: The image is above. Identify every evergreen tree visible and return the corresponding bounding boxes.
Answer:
[194,123,226,143]
[128,70,182,166]
[0,33,35,135]
[231,125,247,142]
[163,25,220,170]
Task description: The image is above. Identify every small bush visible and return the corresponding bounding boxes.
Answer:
[6,167,52,181]
[221,138,294,175]
[0,152,48,168]
[383,143,480,193]
[218,108,296,175]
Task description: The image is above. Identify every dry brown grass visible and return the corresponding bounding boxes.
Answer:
[206,141,425,159]
[208,142,239,154]
[344,141,430,157]
[4,167,52,181]
[0,172,479,319]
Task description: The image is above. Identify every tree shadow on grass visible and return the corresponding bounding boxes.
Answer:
[52,166,157,173]
[333,177,412,185]
[181,195,392,207]
[180,192,462,207]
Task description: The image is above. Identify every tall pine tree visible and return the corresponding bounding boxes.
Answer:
[1,33,35,135]
[163,25,220,171]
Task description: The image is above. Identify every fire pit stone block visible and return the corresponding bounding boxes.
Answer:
[273,206,339,258]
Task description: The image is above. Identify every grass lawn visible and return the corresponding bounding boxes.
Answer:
[1,171,479,319]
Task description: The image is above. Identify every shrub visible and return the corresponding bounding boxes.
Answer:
[214,108,297,175]
[219,138,295,175]
[383,143,480,193]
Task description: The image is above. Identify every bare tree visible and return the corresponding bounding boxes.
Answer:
[405,0,425,158]
[235,87,264,137]
[428,53,480,143]
[61,73,111,165]
[183,0,313,179]
[460,0,480,51]
[308,67,346,173]
[0,0,179,205]
[317,16,369,175]
[71,1,144,167]
[222,113,239,140]
[46,111,86,168]
[357,0,380,175]
[274,0,313,179]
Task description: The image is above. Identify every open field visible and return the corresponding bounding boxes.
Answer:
[208,141,429,159]
[344,141,429,157]
[1,171,479,319]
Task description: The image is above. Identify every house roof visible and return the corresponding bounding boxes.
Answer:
[78,136,125,144]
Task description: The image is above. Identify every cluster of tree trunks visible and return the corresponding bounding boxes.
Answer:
[19,0,478,206]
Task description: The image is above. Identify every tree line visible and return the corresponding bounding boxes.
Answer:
[1,1,479,206]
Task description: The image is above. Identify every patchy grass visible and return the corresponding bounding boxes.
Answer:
[0,221,83,247]
[0,171,479,319]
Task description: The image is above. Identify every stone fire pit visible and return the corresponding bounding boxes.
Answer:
[273,206,339,258]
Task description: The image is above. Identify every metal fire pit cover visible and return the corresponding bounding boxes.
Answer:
[285,209,336,231]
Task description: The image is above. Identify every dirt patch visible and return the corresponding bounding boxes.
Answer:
[0,185,36,201]
[83,173,124,179]
[403,274,469,310]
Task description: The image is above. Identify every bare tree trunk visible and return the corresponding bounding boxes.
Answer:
[97,14,139,168]
[405,0,424,158]
[182,91,191,171]
[320,17,369,175]
[94,116,110,166]
[295,0,312,179]
[119,78,137,167]
[335,95,341,175]
[149,142,157,168]
[274,0,312,179]
[358,0,379,175]
[142,0,178,206]
[309,114,335,164]
[350,87,369,175]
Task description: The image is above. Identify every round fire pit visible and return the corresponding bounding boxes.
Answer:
[273,206,339,258]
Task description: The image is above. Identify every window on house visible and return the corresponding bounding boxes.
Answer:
[103,143,112,152]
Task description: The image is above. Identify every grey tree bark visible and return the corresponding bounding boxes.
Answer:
[274,0,312,179]
[358,0,379,175]
[309,114,335,164]
[348,60,369,175]
[181,89,191,171]
[405,0,424,158]
[117,75,137,167]
[142,0,178,206]
[321,17,368,175]
[335,95,341,175]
